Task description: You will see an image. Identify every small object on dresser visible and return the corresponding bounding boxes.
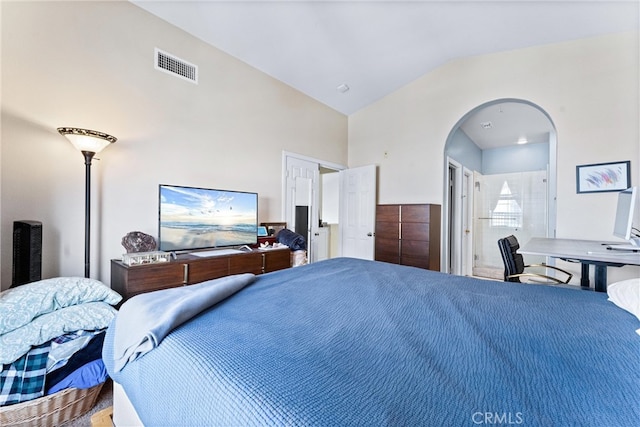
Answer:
[121,231,157,253]
[122,251,171,266]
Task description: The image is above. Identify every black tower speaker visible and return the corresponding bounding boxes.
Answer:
[12,220,42,287]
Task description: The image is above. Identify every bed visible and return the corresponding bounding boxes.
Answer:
[103,257,639,426]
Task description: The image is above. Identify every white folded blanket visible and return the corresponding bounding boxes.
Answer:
[112,273,256,372]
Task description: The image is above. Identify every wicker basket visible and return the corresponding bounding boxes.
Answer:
[0,382,104,427]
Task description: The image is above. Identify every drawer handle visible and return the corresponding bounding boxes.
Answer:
[182,264,188,284]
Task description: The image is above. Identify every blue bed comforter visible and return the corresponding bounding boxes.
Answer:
[103,258,640,426]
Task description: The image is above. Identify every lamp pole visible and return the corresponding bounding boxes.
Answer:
[82,150,96,278]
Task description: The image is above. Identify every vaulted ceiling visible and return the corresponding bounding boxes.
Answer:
[130,1,638,148]
[132,1,638,115]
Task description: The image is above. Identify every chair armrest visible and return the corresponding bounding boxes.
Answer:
[525,263,573,283]
[507,272,567,284]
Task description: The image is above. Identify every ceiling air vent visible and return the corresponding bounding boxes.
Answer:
[154,48,198,84]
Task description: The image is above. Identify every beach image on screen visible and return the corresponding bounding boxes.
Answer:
[159,185,257,251]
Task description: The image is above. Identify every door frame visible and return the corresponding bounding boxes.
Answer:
[440,156,473,276]
[461,166,474,276]
[282,151,346,261]
[281,151,346,218]
[444,157,463,274]
[442,98,558,276]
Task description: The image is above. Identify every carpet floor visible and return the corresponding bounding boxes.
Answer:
[63,379,113,426]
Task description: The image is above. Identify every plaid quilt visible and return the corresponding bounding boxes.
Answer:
[0,343,50,406]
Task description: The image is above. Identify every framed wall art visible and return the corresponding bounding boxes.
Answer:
[576,160,630,193]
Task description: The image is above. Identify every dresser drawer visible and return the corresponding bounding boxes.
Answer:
[116,262,185,296]
[401,239,429,258]
[401,223,430,241]
[376,205,400,222]
[376,221,400,240]
[375,237,400,263]
[401,204,431,223]
[229,252,263,275]
[400,255,430,269]
[188,257,229,284]
[263,249,291,273]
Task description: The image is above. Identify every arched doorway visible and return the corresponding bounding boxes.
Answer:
[443,99,557,278]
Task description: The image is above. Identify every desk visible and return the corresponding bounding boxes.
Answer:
[519,237,640,292]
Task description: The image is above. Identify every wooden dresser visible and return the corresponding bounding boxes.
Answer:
[111,248,291,301]
[375,204,441,270]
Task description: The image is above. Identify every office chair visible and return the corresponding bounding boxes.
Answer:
[497,235,573,284]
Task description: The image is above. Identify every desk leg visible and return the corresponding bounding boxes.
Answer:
[594,265,607,293]
[580,263,590,288]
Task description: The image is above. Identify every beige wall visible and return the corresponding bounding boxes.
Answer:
[0,1,347,289]
[349,31,640,283]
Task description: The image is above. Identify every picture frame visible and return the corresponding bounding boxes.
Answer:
[576,160,630,194]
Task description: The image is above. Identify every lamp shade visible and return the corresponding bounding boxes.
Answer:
[57,127,117,154]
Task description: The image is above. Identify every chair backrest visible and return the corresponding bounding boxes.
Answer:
[497,235,525,282]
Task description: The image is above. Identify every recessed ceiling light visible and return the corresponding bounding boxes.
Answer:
[337,83,350,93]
[517,137,528,145]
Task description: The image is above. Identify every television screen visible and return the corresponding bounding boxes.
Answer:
[159,184,258,252]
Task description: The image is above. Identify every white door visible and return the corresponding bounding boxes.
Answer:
[285,156,319,260]
[339,164,377,259]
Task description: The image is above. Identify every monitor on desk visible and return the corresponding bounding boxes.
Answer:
[612,186,639,248]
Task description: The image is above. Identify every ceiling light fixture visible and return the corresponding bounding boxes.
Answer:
[480,121,493,129]
[337,83,350,93]
[517,137,528,145]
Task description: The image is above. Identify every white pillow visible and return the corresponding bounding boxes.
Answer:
[607,278,640,321]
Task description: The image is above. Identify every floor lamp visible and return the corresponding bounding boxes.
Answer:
[58,127,117,278]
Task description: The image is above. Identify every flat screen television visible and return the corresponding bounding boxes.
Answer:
[158,184,258,252]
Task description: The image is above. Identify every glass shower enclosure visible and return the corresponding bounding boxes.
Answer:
[473,170,548,279]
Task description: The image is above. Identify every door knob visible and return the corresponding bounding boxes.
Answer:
[367,232,373,237]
